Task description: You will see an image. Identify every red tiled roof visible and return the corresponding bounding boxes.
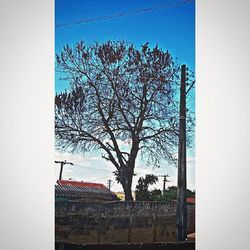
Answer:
[55,180,118,201]
[187,197,195,204]
[57,180,109,191]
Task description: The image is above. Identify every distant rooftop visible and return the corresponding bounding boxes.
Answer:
[55,180,118,202]
[186,197,195,204]
[57,180,109,191]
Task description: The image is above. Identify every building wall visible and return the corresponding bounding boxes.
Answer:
[55,201,194,245]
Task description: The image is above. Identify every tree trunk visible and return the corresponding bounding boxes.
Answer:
[122,172,134,201]
[124,184,133,201]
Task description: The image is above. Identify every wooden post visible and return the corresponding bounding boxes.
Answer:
[176,64,187,241]
[157,175,170,194]
[54,160,73,180]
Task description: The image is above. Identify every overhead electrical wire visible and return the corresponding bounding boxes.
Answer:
[56,0,194,29]
[72,163,112,173]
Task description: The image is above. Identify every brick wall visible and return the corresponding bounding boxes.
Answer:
[55,201,195,245]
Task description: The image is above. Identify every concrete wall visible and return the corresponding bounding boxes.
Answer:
[55,201,194,245]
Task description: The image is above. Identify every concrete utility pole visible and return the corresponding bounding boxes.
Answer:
[176,64,187,241]
[54,160,74,180]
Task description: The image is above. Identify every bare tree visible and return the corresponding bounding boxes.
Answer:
[55,41,182,200]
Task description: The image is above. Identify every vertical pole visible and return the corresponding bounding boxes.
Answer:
[55,160,73,181]
[59,162,64,180]
[163,175,166,194]
[107,179,111,190]
[176,64,187,241]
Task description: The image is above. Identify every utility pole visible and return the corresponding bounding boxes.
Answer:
[157,175,170,194]
[176,64,187,241]
[54,160,73,180]
[107,179,112,190]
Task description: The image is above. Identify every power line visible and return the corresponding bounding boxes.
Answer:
[91,175,114,182]
[186,68,195,95]
[56,0,194,29]
[186,80,195,95]
[72,163,113,173]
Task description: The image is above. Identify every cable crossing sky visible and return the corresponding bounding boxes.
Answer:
[56,0,194,29]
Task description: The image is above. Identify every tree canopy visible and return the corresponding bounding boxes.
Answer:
[150,186,195,202]
[55,40,182,200]
[135,178,195,202]
[135,174,159,201]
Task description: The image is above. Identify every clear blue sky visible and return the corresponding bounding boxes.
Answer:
[54,0,195,191]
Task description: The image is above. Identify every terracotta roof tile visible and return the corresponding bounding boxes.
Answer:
[55,180,118,201]
[57,180,109,190]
